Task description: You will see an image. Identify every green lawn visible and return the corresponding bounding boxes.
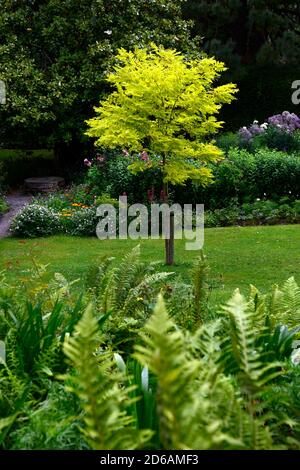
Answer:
[1,224,300,304]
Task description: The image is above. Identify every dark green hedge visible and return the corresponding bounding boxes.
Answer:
[0,149,57,186]
[173,148,300,209]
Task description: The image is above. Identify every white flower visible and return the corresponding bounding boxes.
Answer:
[291,348,300,365]
[104,30,112,35]
[256,198,260,201]
[260,123,268,129]
[253,120,259,124]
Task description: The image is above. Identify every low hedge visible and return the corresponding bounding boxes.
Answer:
[83,148,300,210]
[174,148,300,209]
[204,199,300,228]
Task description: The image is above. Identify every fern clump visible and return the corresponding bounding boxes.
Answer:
[135,295,242,449]
[2,250,300,450]
[63,305,151,450]
[86,245,174,352]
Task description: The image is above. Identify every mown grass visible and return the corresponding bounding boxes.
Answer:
[1,224,300,304]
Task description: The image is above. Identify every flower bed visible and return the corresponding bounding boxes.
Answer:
[10,186,106,237]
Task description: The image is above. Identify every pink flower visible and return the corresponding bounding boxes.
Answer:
[147,187,155,202]
[84,158,92,167]
[97,155,105,162]
[140,151,149,162]
[122,149,129,157]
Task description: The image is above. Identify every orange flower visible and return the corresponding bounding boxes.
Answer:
[60,211,72,217]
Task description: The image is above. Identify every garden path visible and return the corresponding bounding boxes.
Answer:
[0,191,32,238]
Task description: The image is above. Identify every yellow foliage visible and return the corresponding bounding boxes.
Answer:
[86,43,238,185]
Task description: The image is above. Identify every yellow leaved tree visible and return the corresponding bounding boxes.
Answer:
[86,44,237,264]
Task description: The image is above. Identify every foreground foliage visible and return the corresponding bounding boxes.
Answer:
[1,249,300,449]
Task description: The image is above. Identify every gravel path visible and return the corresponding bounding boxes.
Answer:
[0,192,32,238]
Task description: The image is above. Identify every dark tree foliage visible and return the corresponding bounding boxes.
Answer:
[0,0,196,160]
[184,1,300,128]
[184,1,300,69]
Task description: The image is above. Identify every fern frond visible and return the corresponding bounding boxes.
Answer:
[134,294,200,449]
[113,245,142,308]
[99,267,117,315]
[191,319,222,363]
[269,277,300,328]
[220,289,281,392]
[63,305,151,450]
[238,411,274,450]
[135,295,253,449]
[248,284,266,330]
[122,272,174,317]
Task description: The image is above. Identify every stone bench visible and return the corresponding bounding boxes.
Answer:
[24,176,65,193]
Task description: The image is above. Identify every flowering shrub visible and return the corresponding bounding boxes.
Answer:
[239,120,265,142]
[11,204,62,238]
[254,126,300,153]
[62,207,98,236]
[84,150,162,203]
[238,112,300,152]
[9,185,116,238]
[268,111,300,133]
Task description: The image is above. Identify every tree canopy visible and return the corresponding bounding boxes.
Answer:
[184,1,300,71]
[86,44,237,186]
[0,0,195,149]
[182,1,300,128]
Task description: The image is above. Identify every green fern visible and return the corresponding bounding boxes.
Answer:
[269,277,300,328]
[219,290,284,449]
[63,305,151,450]
[220,289,281,392]
[134,295,246,449]
[89,246,174,352]
[134,294,200,449]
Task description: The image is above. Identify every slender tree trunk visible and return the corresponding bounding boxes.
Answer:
[163,180,174,265]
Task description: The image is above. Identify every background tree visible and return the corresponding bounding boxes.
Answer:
[86,44,237,264]
[184,1,300,68]
[183,1,300,128]
[0,0,196,169]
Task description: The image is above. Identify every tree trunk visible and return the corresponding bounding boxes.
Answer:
[163,181,174,265]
